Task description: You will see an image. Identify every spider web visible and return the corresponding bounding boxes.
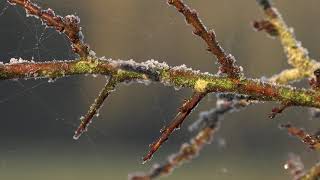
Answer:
[0,0,169,149]
[0,1,108,147]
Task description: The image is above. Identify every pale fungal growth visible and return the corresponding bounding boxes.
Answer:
[4,0,320,180]
[194,79,208,92]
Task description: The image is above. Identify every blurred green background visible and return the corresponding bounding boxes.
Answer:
[0,0,320,179]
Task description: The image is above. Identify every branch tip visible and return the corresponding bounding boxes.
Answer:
[143,92,206,162]
[73,76,116,140]
[269,102,291,119]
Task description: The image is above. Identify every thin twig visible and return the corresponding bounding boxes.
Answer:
[143,92,207,162]
[255,0,320,84]
[280,123,320,151]
[167,0,242,78]
[73,76,117,140]
[8,0,90,57]
[269,102,292,119]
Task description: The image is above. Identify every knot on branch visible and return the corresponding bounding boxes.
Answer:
[253,20,279,37]
[309,69,320,90]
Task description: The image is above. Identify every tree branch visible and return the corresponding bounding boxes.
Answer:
[4,1,320,179]
[73,76,117,140]
[138,0,246,163]
[143,92,207,162]
[6,0,114,139]
[280,123,320,151]
[255,0,320,84]
[298,163,320,180]
[2,58,320,110]
[8,0,90,57]
[167,0,242,78]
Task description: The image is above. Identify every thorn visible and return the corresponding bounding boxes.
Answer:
[73,77,116,139]
[269,102,291,119]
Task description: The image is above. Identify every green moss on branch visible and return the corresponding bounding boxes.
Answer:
[1,58,320,109]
